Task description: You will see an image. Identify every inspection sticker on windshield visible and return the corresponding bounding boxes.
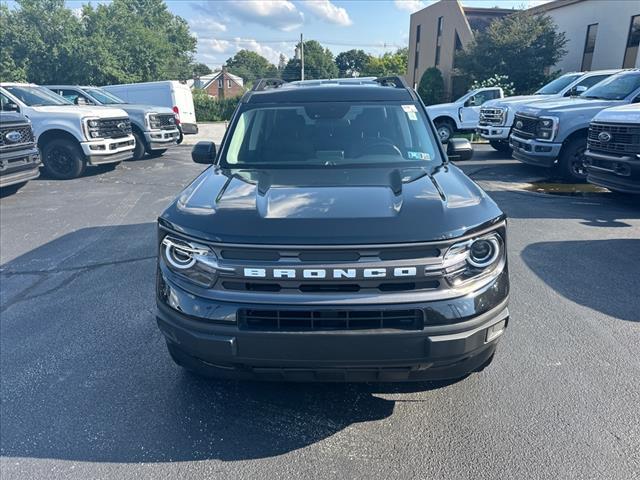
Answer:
[407,151,430,160]
[402,104,418,120]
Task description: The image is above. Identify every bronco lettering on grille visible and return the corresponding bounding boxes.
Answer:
[243,267,419,279]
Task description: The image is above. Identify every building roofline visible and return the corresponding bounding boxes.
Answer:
[527,0,586,15]
[462,6,520,14]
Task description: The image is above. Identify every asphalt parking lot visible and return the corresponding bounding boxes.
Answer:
[1,145,639,480]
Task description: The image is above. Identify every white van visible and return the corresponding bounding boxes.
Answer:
[102,81,198,139]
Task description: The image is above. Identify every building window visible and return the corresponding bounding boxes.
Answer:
[414,51,419,69]
[581,23,598,71]
[435,46,441,66]
[435,16,444,66]
[218,78,223,88]
[228,79,232,88]
[437,16,443,36]
[623,15,640,68]
[453,30,463,68]
[416,24,421,43]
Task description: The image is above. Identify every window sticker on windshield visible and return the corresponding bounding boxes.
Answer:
[406,111,417,121]
[402,104,417,113]
[407,151,431,160]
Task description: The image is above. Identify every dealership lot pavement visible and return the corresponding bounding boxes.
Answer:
[1,145,639,480]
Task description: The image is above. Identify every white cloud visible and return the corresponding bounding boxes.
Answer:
[189,18,227,35]
[197,37,294,66]
[301,0,352,27]
[192,0,304,32]
[393,0,427,14]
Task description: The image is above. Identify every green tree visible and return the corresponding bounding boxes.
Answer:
[225,50,278,84]
[192,62,212,77]
[282,40,338,81]
[361,48,408,77]
[455,12,567,94]
[335,49,370,78]
[417,67,445,105]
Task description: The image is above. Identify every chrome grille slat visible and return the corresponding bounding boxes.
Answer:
[479,107,505,126]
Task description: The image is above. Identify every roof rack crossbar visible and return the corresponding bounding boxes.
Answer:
[374,76,409,89]
[252,78,287,91]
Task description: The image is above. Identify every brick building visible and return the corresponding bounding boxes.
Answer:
[194,69,245,99]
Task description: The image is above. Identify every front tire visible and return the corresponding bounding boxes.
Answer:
[146,148,167,158]
[42,139,85,179]
[132,131,146,160]
[435,121,454,143]
[559,136,588,182]
[489,140,512,154]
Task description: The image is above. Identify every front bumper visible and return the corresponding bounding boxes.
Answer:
[510,135,562,168]
[0,147,41,188]
[585,149,640,194]
[478,125,510,140]
[144,128,180,150]
[81,135,135,165]
[156,269,510,382]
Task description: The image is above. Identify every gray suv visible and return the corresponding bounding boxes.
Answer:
[46,85,179,160]
[510,70,640,181]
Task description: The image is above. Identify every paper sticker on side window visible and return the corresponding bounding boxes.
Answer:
[407,151,431,160]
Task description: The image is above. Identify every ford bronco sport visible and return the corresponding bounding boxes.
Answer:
[156,77,509,382]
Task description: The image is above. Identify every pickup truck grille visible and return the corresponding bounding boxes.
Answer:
[479,108,505,126]
[156,114,177,129]
[512,114,539,138]
[238,309,424,331]
[588,122,640,155]
[0,123,35,150]
[96,117,132,138]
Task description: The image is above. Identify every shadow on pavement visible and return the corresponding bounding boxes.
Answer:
[0,223,453,464]
[521,239,640,322]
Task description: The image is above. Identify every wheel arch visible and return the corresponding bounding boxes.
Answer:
[37,129,81,150]
[432,116,458,130]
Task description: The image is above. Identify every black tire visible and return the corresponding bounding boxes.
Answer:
[558,136,588,182]
[434,121,454,143]
[132,130,146,160]
[42,139,85,180]
[489,140,512,154]
[146,149,167,158]
[177,130,184,144]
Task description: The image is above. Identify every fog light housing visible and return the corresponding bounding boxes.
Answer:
[486,319,507,342]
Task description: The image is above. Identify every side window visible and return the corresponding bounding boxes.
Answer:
[1,92,18,111]
[59,89,80,103]
[576,74,609,91]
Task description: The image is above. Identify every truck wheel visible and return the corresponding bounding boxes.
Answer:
[132,131,146,160]
[558,137,588,182]
[435,121,454,143]
[42,139,85,180]
[489,140,512,154]
[147,149,167,158]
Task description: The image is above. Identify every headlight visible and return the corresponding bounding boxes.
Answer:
[442,232,504,287]
[536,116,558,142]
[161,235,221,287]
[83,117,103,140]
[148,113,161,130]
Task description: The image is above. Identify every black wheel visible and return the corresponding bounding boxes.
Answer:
[147,149,167,158]
[558,136,588,182]
[176,130,184,144]
[489,140,512,154]
[435,121,454,143]
[132,130,146,160]
[42,139,85,179]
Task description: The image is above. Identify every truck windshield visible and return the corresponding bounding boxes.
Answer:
[581,72,640,100]
[85,88,126,105]
[4,86,72,106]
[535,73,582,95]
[222,102,442,169]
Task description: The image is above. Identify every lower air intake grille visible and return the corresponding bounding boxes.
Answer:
[238,309,424,331]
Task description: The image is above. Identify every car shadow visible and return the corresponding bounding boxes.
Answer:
[0,223,455,464]
[521,239,640,322]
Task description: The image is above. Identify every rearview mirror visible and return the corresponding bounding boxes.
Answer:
[447,138,473,161]
[192,141,217,164]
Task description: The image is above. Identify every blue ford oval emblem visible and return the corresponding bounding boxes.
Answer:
[597,131,612,143]
[5,131,22,143]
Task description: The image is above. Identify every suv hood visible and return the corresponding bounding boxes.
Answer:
[484,94,552,108]
[516,97,624,116]
[160,166,503,245]
[593,103,640,123]
[32,105,129,118]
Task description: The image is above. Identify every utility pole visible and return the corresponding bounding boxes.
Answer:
[300,33,304,81]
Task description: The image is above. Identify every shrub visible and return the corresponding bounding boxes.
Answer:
[192,88,240,122]
[471,75,515,96]
[417,67,445,106]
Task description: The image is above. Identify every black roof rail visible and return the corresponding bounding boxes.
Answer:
[252,78,287,91]
[374,76,409,89]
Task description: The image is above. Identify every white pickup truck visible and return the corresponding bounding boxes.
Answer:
[477,70,619,152]
[0,83,135,179]
[425,87,504,142]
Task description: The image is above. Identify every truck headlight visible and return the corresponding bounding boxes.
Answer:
[147,113,161,130]
[536,116,558,142]
[83,117,103,140]
[442,232,504,287]
[161,235,221,287]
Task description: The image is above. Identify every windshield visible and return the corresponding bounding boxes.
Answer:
[222,102,442,169]
[581,72,640,100]
[535,73,582,95]
[85,88,126,105]
[4,85,72,106]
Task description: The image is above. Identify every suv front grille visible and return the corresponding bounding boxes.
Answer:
[96,117,132,138]
[512,114,539,138]
[588,122,640,156]
[238,309,424,331]
[0,124,35,150]
[156,114,177,129]
[479,108,505,126]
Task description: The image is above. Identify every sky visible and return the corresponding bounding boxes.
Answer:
[14,0,552,69]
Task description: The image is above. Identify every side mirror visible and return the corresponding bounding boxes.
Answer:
[192,141,217,164]
[464,96,475,107]
[568,85,588,96]
[3,102,19,112]
[447,138,473,161]
[74,96,88,105]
